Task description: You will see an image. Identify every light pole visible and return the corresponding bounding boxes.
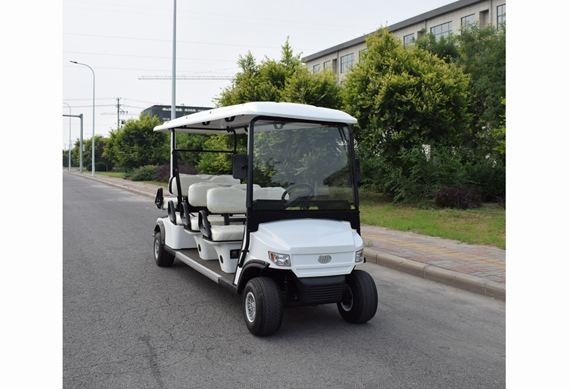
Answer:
[170,0,177,177]
[70,61,95,177]
[62,102,72,171]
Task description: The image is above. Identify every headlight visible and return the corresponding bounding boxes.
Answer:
[268,252,291,266]
[355,249,364,263]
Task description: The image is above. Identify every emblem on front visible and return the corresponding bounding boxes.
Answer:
[318,254,332,264]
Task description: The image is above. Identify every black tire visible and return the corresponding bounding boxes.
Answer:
[153,230,174,267]
[337,269,378,324]
[243,277,284,336]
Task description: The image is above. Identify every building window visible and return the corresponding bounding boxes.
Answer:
[497,4,506,26]
[313,64,320,73]
[479,10,489,27]
[323,60,331,71]
[461,14,475,29]
[430,21,452,41]
[340,53,354,73]
[403,33,415,47]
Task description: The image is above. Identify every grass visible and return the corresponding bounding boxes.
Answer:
[359,190,505,249]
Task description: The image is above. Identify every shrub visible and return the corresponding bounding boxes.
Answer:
[373,146,467,205]
[153,163,200,182]
[465,160,506,202]
[84,162,107,172]
[131,165,158,181]
[435,185,482,209]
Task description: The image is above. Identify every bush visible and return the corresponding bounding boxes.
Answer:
[434,185,482,209]
[372,146,467,205]
[131,165,158,181]
[465,160,506,202]
[85,162,108,172]
[153,163,200,182]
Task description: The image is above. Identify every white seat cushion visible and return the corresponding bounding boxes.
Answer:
[253,187,286,200]
[209,175,241,184]
[188,183,223,207]
[207,187,247,214]
[190,214,226,231]
[210,225,245,241]
[170,175,206,196]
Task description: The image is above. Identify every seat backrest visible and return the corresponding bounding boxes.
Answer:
[232,184,261,190]
[253,187,286,200]
[169,175,206,196]
[207,187,247,214]
[209,175,241,185]
[188,182,223,207]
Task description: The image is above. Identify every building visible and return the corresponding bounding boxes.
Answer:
[142,105,213,123]
[302,0,506,80]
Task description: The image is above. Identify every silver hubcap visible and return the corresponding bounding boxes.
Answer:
[340,286,353,312]
[245,292,256,323]
[154,238,159,259]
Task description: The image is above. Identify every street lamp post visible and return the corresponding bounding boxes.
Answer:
[62,102,72,171]
[171,0,177,178]
[70,61,95,177]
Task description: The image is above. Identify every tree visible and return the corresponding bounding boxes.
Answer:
[216,38,342,108]
[103,113,168,171]
[343,27,471,199]
[416,23,506,162]
[68,135,111,171]
[203,39,343,175]
[282,65,342,109]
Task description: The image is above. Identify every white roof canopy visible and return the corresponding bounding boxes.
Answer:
[153,102,357,134]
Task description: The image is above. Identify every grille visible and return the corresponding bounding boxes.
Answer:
[308,284,344,304]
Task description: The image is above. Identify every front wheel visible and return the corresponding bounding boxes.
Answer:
[154,230,174,267]
[243,277,284,336]
[337,270,378,324]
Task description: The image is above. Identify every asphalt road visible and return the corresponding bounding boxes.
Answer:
[63,173,505,388]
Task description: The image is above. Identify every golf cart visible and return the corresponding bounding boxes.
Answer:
[152,102,378,336]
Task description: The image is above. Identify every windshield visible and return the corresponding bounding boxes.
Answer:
[251,120,356,211]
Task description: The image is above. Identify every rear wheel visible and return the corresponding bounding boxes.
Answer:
[154,230,174,267]
[338,270,378,323]
[243,277,283,336]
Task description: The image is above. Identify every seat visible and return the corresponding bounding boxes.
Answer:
[200,187,247,242]
[169,174,206,196]
[253,187,286,200]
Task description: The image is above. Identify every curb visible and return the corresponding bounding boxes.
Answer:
[363,248,505,301]
[66,172,505,301]
[66,171,159,200]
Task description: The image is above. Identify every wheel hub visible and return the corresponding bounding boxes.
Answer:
[340,286,353,312]
[245,291,256,323]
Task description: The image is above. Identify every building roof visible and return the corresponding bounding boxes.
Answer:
[302,0,482,62]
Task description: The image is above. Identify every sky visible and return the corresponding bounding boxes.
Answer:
[60,0,460,150]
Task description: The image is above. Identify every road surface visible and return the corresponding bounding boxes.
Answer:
[63,173,505,388]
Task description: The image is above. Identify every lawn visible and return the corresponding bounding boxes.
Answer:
[359,190,506,249]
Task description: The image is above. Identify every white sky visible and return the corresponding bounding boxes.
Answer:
[61,0,458,149]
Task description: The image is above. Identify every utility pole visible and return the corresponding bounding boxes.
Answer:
[117,97,121,129]
[171,0,177,177]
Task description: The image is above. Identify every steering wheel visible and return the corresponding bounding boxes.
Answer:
[281,183,314,205]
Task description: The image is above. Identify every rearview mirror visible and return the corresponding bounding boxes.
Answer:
[233,154,248,180]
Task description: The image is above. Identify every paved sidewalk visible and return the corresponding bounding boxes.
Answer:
[65,171,506,300]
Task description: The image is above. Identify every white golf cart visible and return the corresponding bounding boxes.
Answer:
[152,102,378,336]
